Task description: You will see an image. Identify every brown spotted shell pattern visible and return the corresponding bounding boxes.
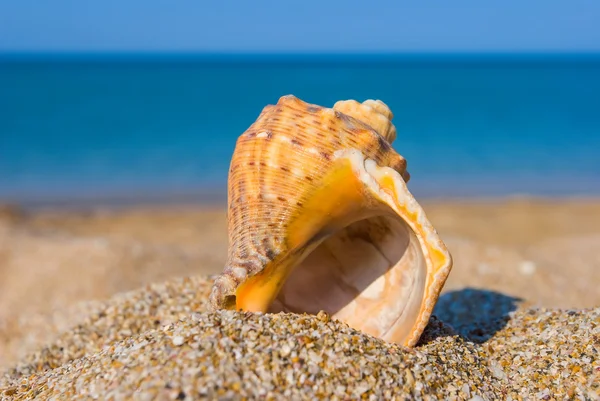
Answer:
[209,95,452,347]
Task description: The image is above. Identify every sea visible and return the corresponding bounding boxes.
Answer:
[1,53,599,207]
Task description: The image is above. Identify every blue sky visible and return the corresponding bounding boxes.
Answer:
[1,0,599,52]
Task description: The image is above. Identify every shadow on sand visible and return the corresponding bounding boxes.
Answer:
[418,288,523,345]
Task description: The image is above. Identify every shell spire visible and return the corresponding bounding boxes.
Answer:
[209,95,452,347]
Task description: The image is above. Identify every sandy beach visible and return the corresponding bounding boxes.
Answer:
[1,198,599,399]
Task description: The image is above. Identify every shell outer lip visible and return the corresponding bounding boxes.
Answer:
[334,149,453,347]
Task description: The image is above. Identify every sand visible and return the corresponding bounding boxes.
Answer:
[0,199,599,399]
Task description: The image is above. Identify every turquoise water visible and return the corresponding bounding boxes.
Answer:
[1,54,599,206]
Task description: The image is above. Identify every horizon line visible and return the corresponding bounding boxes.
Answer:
[2,51,600,64]
[2,49,600,55]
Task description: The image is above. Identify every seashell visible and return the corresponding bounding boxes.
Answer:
[209,95,453,347]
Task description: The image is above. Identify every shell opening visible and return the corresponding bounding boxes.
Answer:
[210,149,452,347]
[269,213,427,344]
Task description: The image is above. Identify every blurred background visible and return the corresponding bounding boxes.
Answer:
[1,0,599,207]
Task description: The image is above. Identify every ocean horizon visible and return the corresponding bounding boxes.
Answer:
[1,52,599,208]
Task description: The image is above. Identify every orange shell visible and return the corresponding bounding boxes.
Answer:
[209,95,452,347]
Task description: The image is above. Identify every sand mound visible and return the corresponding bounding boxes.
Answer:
[1,276,598,400]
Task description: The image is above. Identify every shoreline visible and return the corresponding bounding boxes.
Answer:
[4,193,600,213]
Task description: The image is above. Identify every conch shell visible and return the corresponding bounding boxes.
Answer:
[209,95,452,347]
